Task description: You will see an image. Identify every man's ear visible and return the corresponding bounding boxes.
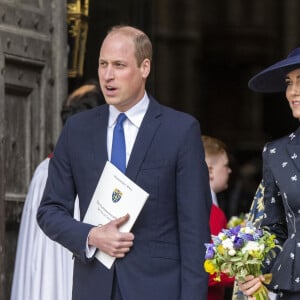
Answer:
[140,58,151,78]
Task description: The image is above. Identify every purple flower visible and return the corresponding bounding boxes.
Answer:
[230,225,241,236]
[223,225,241,238]
[240,233,254,241]
[233,236,244,249]
[253,229,263,240]
[205,243,215,259]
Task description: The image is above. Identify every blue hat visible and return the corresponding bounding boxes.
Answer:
[248,47,300,93]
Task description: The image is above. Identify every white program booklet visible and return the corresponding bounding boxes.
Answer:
[83,161,149,269]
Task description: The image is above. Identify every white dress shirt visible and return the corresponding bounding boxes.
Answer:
[211,189,219,207]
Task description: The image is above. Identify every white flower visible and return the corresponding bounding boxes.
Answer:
[222,238,234,250]
[242,225,255,235]
[242,241,260,253]
[228,249,236,256]
[218,232,227,240]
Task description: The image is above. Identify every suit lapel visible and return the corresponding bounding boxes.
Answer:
[126,98,162,181]
[91,105,109,176]
[286,126,300,172]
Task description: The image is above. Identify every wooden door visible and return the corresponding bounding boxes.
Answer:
[0,1,67,298]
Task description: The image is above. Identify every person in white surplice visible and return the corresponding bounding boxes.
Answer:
[10,81,104,300]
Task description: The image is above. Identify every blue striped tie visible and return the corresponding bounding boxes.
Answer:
[111,113,127,173]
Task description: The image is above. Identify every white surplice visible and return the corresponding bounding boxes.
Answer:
[10,157,79,300]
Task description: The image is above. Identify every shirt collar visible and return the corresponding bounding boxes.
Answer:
[108,93,150,128]
[211,189,219,206]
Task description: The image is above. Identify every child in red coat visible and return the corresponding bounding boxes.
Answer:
[202,136,235,300]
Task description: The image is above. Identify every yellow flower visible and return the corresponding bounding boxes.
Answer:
[217,244,225,255]
[204,260,216,274]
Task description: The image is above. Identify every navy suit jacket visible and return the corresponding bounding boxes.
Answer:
[37,97,212,300]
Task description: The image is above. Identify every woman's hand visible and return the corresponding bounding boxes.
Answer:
[237,274,266,299]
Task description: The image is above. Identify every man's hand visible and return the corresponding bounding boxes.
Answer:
[88,214,134,257]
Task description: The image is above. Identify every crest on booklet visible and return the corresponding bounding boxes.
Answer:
[112,188,123,203]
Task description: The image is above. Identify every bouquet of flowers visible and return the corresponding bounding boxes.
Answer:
[204,222,278,300]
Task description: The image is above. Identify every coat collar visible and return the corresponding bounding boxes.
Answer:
[92,105,109,176]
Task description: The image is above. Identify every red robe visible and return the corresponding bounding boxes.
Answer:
[207,204,235,300]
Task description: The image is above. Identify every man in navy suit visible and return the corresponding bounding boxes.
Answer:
[37,25,212,300]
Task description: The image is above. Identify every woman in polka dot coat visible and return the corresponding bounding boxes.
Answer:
[238,47,300,300]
